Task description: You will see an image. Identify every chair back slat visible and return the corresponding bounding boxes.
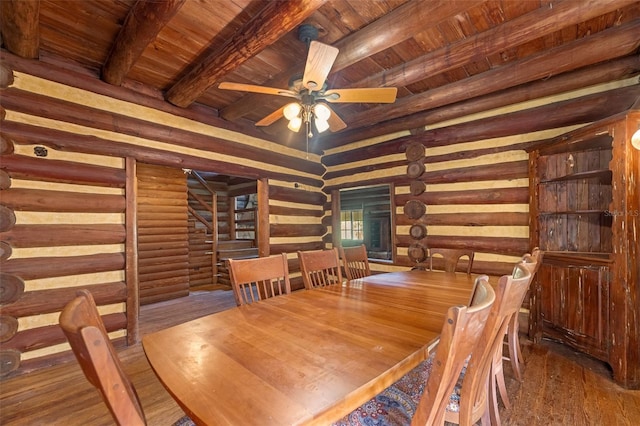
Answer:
[429,248,475,274]
[411,281,496,425]
[59,290,146,426]
[339,244,371,280]
[227,253,291,306]
[297,248,343,289]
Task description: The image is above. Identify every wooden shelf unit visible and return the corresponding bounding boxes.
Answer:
[528,110,640,389]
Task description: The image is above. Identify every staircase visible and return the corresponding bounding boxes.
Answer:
[185,171,258,288]
[188,220,216,287]
[216,240,259,286]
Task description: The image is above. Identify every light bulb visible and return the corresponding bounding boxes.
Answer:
[632,128,640,150]
[315,118,330,133]
[288,116,302,132]
[313,103,331,121]
[283,102,301,120]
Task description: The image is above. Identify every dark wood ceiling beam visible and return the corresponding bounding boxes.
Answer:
[344,19,640,130]
[331,0,482,72]
[0,0,40,59]
[323,55,640,148]
[220,0,478,121]
[165,0,327,108]
[102,0,186,86]
[354,0,635,90]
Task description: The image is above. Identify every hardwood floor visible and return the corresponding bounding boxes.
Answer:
[1,288,638,425]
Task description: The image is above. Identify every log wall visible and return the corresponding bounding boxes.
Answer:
[0,141,128,377]
[267,181,326,290]
[0,57,326,377]
[323,76,640,277]
[323,131,538,276]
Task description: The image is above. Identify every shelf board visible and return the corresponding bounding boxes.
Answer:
[542,251,613,266]
[538,210,610,216]
[540,169,611,184]
[538,133,613,155]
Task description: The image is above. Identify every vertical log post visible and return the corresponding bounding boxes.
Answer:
[257,178,269,257]
[125,157,139,345]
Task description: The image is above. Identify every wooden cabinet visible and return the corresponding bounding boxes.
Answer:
[528,110,639,389]
[537,255,610,360]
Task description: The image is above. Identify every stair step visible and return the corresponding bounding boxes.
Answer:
[217,240,254,250]
[218,253,259,261]
[218,248,258,259]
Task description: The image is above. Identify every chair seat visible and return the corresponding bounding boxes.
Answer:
[332,352,469,426]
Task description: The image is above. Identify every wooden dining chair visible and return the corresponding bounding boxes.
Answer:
[227,253,291,306]
[451,264,532,426]
[59,290,195,426]
[429,248,475,274]
[508,247,543,379]
[339,244,371,281]
[492,248,543,412]
[297,248,343,289]
[332,279,496,426]
[59,290,146,426]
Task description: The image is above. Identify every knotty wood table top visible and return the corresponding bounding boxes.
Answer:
[142,270,476,426]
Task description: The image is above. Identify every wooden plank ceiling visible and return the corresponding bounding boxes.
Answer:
[1,0,639,153]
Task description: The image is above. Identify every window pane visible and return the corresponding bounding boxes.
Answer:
[340,209,364,241]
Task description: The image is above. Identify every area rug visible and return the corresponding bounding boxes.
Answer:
[331,352,466,426]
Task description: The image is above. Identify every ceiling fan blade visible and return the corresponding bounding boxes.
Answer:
[218,82,298,98]
[323,87,398,104]
[255,106,285,127]
[303,41,339,92]
[323,104,347,132]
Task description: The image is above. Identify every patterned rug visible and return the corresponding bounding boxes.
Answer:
[173,415,196,426]
[332,352,466,426]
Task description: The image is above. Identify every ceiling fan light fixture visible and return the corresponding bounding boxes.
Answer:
[218,36,396,140]
[315,118,330,133]
[632,127,640,150]
[288,116,302,132]
[283,102,302,120]
[313,103,331,121]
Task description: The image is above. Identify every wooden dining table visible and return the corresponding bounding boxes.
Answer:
[142,270,476,426]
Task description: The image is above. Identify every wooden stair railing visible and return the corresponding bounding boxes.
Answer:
[187,190,214,232]
[185,170,218,286]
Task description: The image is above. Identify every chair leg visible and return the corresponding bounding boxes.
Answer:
[494,361,511,409]
[492,343,511,416]
[487,374,501,426]
[507,314,524,382]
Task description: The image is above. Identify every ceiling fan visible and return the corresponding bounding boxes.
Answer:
[218,25,397,138]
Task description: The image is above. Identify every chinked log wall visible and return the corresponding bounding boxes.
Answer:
[323,81,640,277]
[323,126,534,276]
[0,136,129,377]
[0,54,325,378]
[267,184,326,290]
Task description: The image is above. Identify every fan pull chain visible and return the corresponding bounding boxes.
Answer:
[306,120,310,159]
